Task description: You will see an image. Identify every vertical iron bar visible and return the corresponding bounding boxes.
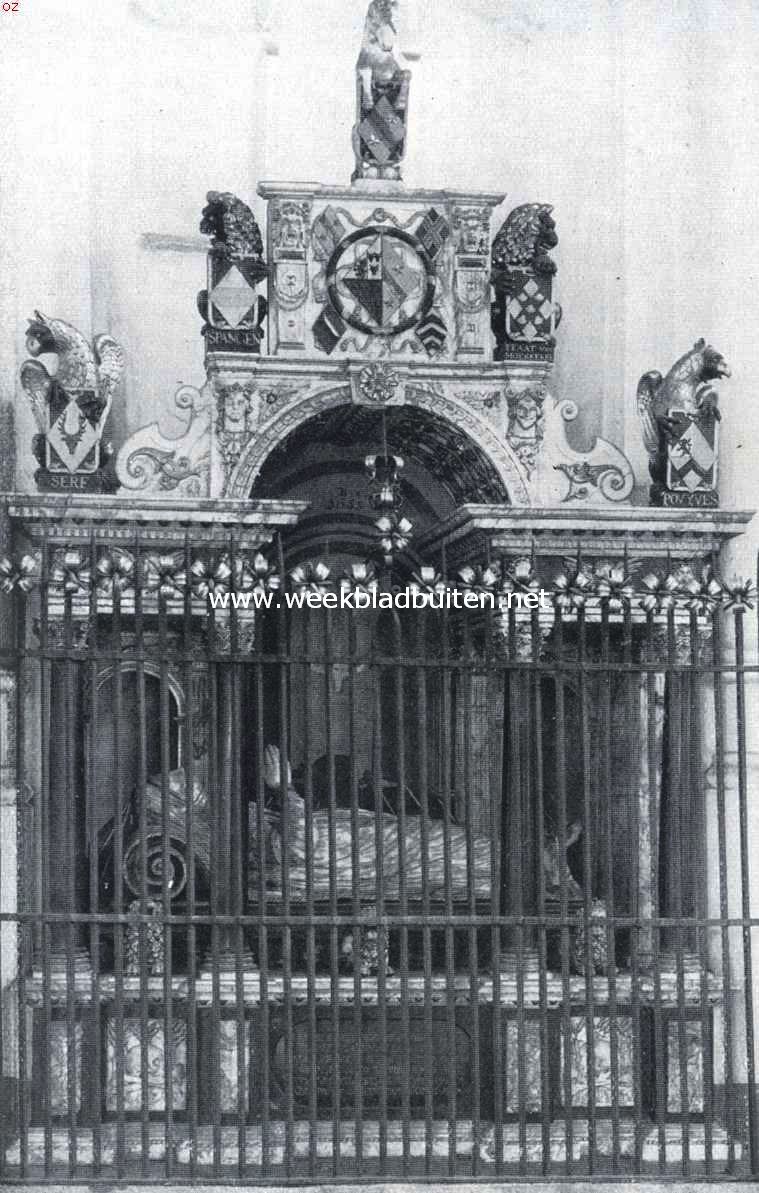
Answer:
[393,611,411,1176]
[182,534,199,1179]
[323,604,341,1176]
[692,607,713,1173]
[440,574,457,1175]
[733,608,758,1171]
[600,599,621,1171]
[111,584,126,1177]
[416,609,434,1174]
[371,636,388,1173]
[254,643,270,1173]
[38,543,51,1176]
[276,536,294,1178]
[461,613,480,1178]
[711,601,736,1170]
[348,606,364,1175]
[230,539,247,1178]
[86,533,103,1175]
[624,600,644,1172]
[207,593,222,1173]
[135,541,151,1177]
[157,585,175,1179]
[578,606,598,1172]
[489,580,504,1174]
[63,591,78,1177]
[532,601,551,1174]
[646,610,666,1171]
[302,605,317,1177]
[553,606,574,1172]
[666,608,691,1174]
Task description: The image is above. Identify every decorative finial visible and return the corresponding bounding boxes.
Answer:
[352,0,411,183]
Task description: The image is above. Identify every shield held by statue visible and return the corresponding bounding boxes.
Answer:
[45,381,106,474]
[665,407,719,497]
[505,272,557,343]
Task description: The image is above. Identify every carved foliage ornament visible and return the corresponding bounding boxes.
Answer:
[116,384,211,497]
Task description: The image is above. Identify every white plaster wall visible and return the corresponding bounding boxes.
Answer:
[2,0,759,1072]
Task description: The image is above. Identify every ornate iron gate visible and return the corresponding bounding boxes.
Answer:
[0,517,757,1182]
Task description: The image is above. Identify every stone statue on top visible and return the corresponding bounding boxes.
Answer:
[352,0,411,182]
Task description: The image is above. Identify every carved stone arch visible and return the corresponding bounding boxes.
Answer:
[225,383,531,505]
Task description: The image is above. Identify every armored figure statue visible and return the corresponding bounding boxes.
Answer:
[21,312,124,492]
[197,191,268,352]
[636,339,729,506]
[352,0,411,182]
[491,203,562,359]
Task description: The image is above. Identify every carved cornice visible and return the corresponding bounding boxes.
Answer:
[6,494,308,552]
[420,504,755,570]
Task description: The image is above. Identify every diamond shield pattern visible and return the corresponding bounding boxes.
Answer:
[210,263,257,329]
[47,390,100,473]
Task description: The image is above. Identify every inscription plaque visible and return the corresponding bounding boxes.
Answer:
[271,1008,476,1115]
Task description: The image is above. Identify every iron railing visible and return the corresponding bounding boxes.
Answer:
[0,536,757,1181]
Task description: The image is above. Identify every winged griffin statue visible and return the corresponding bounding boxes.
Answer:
[21,312,124,492]
[636,338,729,506]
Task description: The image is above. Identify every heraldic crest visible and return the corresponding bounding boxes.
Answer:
[21,312,124,492]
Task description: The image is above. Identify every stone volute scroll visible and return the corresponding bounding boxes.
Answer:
[636,338,729,507]
[352,0,411,182]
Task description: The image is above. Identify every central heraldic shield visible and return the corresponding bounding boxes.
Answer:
[326,227,435,336]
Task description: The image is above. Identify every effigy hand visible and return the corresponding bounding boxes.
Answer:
[263,744,293,792]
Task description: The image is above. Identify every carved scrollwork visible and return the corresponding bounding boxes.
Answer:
[116,384,211,497]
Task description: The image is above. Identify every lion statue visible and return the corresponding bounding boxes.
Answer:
[491,202,558,276]
[199,191,264,262]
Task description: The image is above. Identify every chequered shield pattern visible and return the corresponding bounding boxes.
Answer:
[506,275,555,342]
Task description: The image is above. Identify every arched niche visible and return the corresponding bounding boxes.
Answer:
[246,401,519,568]
[226,386,531,507]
